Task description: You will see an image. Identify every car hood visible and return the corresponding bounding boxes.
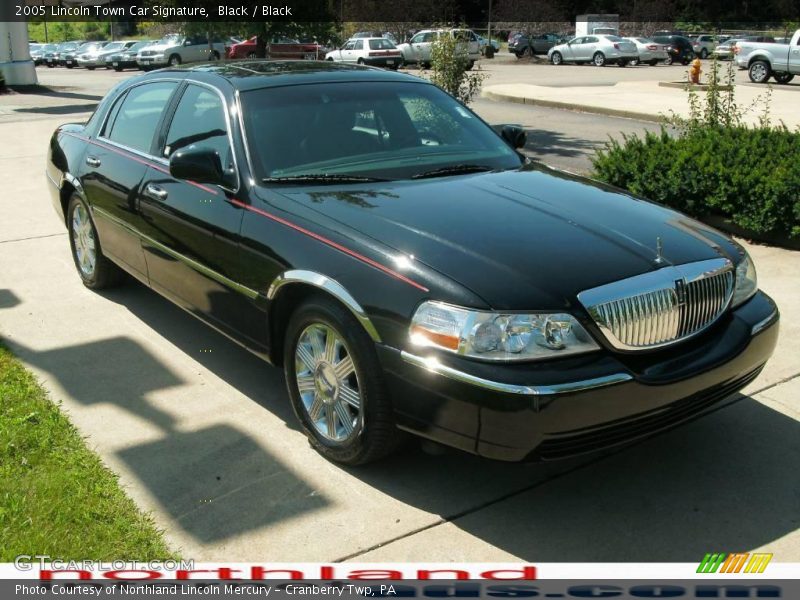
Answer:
[267,166,741,310]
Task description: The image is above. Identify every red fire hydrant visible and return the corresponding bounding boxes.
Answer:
[689,58,702,84]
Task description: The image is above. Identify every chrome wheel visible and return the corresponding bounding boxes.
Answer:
[71,203,96,277]
[295,323,361,443]
[749,61,770,83]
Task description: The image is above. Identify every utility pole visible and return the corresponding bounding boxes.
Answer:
[487,0,492,42]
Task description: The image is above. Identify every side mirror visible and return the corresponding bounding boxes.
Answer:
[500,125,526,149]
[169,147,233,188]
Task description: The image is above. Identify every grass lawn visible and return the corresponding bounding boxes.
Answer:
[0,342,176,561]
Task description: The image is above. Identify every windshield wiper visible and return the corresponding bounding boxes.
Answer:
[262,174,387,185]
[411,164,495,179]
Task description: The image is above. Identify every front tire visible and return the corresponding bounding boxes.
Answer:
[664,55,674,65]
[649,59,659,66]
[284,297,399,465]
[749,60,771,83]
[593,52,606,67]
[67,195,123,289]
[550,51,563,65]
[168,54,181,66]
[465,60,475,71]
[618,59,628,67]
[700,49,708,59]
[629,57,639,66]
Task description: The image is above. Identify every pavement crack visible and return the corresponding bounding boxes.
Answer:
[0,232,66,244]
[748,371,800,397]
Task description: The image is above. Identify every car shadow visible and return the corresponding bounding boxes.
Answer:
[0,292,328,544]
[491,124,598,159]
[86,280,800,560]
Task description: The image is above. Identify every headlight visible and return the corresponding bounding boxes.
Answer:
[409,301,600,362]
[731,253,757,307]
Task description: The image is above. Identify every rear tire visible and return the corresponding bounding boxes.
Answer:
[664,55,674,65]
[748,60,771,83]
[284,297,400,465]
[629,57,639,66]
[773,72,794,84]
[700,48,708,59]
[465,60,474,71]
[67,195,124,290]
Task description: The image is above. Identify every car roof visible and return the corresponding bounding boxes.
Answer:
[142,60,428,92]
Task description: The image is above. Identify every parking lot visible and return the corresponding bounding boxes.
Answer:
[1,59,799,562]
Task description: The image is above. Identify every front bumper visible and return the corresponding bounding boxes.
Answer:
[137,55,167,66]
[378,291,779,461]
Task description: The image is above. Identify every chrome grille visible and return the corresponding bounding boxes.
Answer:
[578,258,734,351]
[140,50,158,57]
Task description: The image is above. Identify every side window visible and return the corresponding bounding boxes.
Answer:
[354,40,363,50]
[164,85,231,168]
[343,41,355,50]
[105,82,177,154]
[410,33,424,43]
[586,37,598,44]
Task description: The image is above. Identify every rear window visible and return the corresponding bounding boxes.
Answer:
[368,39,396,50]
[604,35,622,41]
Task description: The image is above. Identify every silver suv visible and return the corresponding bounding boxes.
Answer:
[136,34,225,69]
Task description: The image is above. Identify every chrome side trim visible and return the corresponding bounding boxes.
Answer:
[267,270,382,343]
[92,206,259,300]
[400,351,632,396]
[62,171,84,195]
[751,308,779,336]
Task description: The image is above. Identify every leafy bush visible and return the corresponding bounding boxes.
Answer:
[593,56,800,240]
[429,28,485,105]
[592,126,800,238]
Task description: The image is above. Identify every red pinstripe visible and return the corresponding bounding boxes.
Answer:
[229,198,429,292]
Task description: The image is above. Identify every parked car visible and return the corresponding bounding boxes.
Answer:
[325,38,403,69]
[548,35,638,66]
[227,36,327,60]
[737,29,800,83]
[690,35,721,59]
[43,41,84,68]
[78,40,137,70]
[45,61,778,464]
[652,35,695,65]
[105,40,157,71]
[623,37,668,65]
[63,41,108,69]
[397,29,481,69]
[137,34,225,69]
[30,43,57,65]
[713,39,743,60]
[508,32,562,57]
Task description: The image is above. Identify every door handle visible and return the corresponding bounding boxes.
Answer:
[85,156,101,168]
[145,184,168,201]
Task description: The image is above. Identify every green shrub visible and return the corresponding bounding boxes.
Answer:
[592,126,800,238]
[429,28,485,105]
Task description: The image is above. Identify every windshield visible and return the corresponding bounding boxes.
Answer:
[157,34,182,45]
[61,43,79,51]
[102,42,125,51]
[241,81,522,182]
[127,42,150,52]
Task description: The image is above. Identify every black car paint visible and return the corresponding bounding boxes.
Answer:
[46,62,779,461]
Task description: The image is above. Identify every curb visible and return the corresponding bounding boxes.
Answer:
[481,89,665,124]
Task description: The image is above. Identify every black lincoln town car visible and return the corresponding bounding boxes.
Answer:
[46,62,779,465]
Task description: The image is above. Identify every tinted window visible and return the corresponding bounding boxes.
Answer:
[164,85,230,166]
[241,81,521,181]
[105,82,177,153]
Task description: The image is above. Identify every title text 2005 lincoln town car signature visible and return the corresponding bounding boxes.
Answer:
[46,62,779,465]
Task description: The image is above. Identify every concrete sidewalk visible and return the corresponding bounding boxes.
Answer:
[1,109,799,561]
[483,80,800,127]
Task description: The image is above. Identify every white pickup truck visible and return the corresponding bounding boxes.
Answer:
[736,29,800,84]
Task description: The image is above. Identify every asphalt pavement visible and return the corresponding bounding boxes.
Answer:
[0,63,798,562]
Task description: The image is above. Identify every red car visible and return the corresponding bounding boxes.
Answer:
[226,36,327,60]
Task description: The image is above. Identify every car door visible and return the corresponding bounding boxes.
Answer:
[580,36,599,60]
[563,37,582,61]
[791,36,800,74]
[351,39,364,62]
[81,80,179,280]
[338,40,356,62]
[407,32,425,62]
[138,82,258,339]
